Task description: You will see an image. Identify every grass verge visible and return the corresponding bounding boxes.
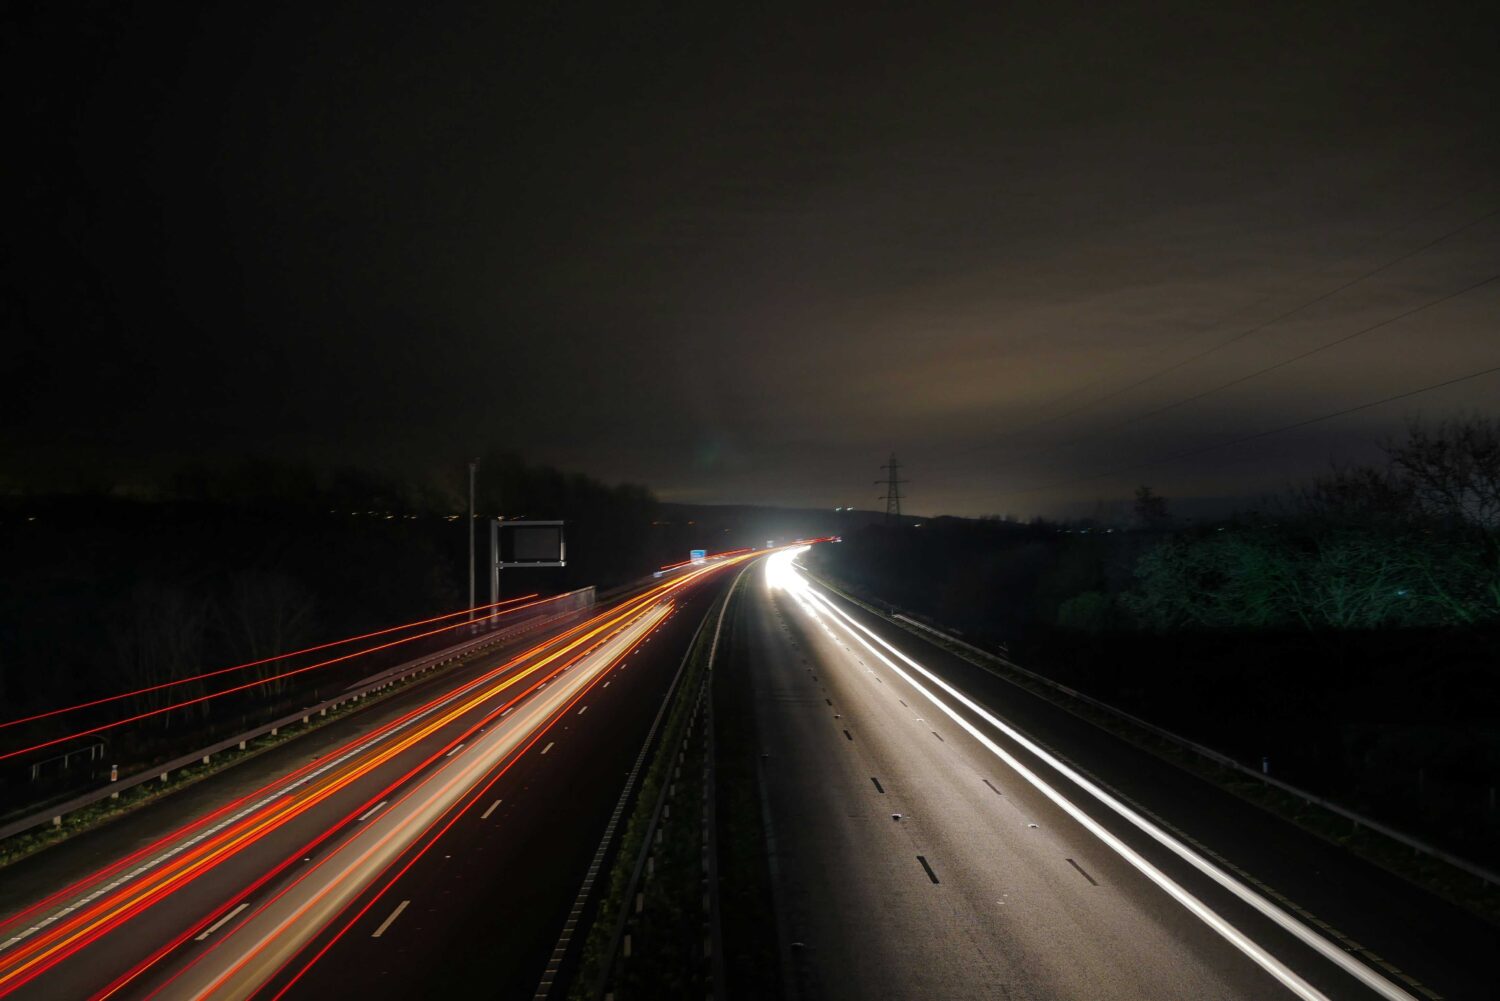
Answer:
[567,572,774,1000]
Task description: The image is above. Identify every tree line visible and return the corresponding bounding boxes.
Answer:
[0,451,665,725]
[1107,416,1500,633]
[809,417,1500,864]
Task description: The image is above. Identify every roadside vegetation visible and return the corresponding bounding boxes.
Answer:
[568,568,783,1000]
[809,417,1500,872]
[568,590,723,1001]
[0,453,667,818]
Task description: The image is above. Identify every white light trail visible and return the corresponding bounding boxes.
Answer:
[767,549,1414,1001]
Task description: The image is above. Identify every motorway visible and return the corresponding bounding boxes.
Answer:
[0,557,747,1000]
[734,548,1491,1001]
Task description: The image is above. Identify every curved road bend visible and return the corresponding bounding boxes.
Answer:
[0,557,746,1000]
[730,548,1489,1001]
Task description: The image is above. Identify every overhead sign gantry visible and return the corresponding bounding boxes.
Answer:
[491,519,566,603]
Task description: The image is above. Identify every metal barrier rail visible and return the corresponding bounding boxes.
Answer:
[797,567,1500,890]
[590,562,747,1001]
[884,610,1500,889]
[0,588,595,843]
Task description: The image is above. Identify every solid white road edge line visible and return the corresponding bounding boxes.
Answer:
[795,584,1326,1000]
[172,604,673,1000]
[789,564,1416,1001]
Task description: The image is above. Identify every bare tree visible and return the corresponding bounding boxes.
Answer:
[1296,463,1415,523]
[1386,416,1500,530]
[111,580,210,733]
[221,571,316,698]
[1133,485,1170,529]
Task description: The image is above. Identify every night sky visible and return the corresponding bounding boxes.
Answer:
[7,1,1498,516]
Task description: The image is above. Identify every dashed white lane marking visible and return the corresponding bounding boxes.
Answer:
[481,799,502,820]
[357,801,388,823]
[602,681,611,689]
[578,705,589,716]
[194,903,248,941]
[541,742,555,755]
[0,660,507,954]
[371,899,410,938]
[445,743,465,758]
[791,572,1420,1001]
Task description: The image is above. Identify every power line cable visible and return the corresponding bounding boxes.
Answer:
[1101,271,1500,429]
[990,269,1500,471]
[999,362,1500,498]
[969,202,1499,452]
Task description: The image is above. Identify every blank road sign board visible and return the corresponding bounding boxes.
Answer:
[498,521,566,567]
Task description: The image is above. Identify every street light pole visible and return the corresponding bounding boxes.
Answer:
[490,517,500,607]
[468,459,478,621]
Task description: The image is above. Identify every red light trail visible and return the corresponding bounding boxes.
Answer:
[0,594,540,733]
[0,593,560,764]
[0,556,750,999]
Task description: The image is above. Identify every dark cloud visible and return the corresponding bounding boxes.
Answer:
[6,1,1498,515]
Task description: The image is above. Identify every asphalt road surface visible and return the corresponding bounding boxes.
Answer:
[0,558,745,1000]
[732,548,1490,1001]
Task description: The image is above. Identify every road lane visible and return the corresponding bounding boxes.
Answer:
[738,548,1452,1001]
[795,562,1495,1000]
[272,593,712,1001]
[159,604,672,1001]
[0,557,746,1000]
[0,602,622,998]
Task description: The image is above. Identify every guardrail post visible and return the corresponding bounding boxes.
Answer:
[0,591,604,850]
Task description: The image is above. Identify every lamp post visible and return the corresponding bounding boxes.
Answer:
[467,459,478,620]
